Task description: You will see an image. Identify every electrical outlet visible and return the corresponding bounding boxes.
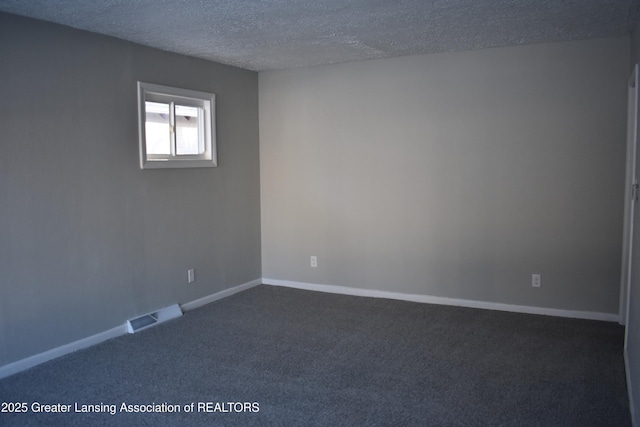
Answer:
[310,256,318,268]
[532,274,541,288]
[188,268,195,283]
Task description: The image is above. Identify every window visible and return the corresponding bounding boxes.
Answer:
[137,82,217,169]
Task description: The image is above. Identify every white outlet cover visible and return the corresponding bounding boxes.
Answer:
[532,274,541,288]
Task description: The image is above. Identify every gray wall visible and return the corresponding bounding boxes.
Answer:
[0,13,261,366]
[627,22,640,427]
[260,37,628,314]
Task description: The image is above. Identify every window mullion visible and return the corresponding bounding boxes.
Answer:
[170,101,176,157]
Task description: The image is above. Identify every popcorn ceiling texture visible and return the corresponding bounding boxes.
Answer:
[0,0,637,70]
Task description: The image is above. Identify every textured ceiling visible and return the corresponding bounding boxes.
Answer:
[0,0,638,71]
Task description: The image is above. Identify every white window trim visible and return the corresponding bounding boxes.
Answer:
[137,81,217,169]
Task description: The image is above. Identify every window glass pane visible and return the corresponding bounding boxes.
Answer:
[175,105,202,155]
[145,101,171,155]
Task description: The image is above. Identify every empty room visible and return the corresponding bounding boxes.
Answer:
[1,0,640,425]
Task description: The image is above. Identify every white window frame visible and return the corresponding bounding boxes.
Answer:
[137,81,217,169]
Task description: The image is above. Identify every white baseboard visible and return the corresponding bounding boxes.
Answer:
[0,324,128,380]
[262,278,620,322]
[180,278,262,312]
[0,278,262,380]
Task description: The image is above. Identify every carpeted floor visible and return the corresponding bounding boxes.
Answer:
[0,285,631,426]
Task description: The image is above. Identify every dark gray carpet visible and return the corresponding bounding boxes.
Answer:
[0,285,630,426]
